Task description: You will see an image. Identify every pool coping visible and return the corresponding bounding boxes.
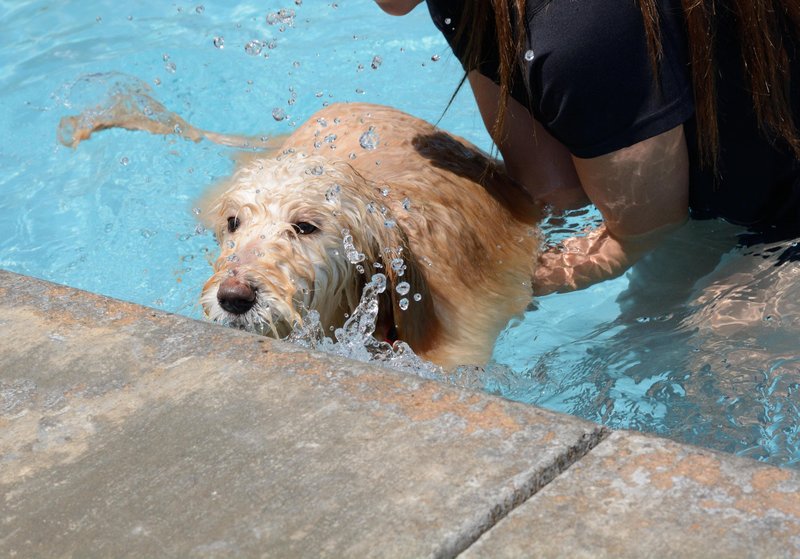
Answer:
[1,269,799,558]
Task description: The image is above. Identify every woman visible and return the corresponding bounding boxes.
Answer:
[375,0,800,294]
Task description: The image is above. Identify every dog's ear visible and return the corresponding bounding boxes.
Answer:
[380,242,438,353]
[327,163,440,353]
[358,216,438,354]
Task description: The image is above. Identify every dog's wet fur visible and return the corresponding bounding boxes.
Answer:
[61,93,542,368]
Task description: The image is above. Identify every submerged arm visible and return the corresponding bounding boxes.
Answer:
[467,72,689,294]
[533,125,690,294]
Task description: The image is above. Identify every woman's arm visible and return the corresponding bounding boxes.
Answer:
[534,126,690,294]
[468,72,590,210]
[468,72,690,294]
[373,0,423,16]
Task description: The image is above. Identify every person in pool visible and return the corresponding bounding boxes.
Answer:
[375,0,800,295]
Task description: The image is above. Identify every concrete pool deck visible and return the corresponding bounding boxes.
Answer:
[1,269,799,558]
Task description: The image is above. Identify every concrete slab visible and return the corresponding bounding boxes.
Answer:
[462,430,800,559]
[0,270,604,558]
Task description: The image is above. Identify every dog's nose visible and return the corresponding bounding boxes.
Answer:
[217,277,256,315]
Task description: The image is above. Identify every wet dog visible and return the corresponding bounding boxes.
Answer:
[61,89,541,367]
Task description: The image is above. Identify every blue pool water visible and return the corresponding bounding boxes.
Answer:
[1,1,798,468]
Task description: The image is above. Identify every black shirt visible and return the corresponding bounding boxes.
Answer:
[426,0,800,234]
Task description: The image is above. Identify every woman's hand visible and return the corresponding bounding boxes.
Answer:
[533,219,686,295]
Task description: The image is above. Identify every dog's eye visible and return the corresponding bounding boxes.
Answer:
[227,216,241,233]
[292,222,318,235]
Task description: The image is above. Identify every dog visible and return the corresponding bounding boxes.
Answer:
[59,84,542,368]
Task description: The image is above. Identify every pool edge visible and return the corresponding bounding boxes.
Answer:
[1,269,798,558]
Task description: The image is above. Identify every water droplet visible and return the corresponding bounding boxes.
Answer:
[371,55,383,70]
[348,152,357,160]
[292,60,301,68]
[325,184,341,201]
[272,107,287,121]
[164,61,177,73]
[195,5,205,14]
[307,165,324,176]
[267,8,296,26]
[524,49,535,62]
[396,282,410,296]
[380,187,390,197]
[317,117,328,127]
[398,298,409,311]
[341,231,366,263]
[391,258,404,271]
[119,156,130,166]
[357,63,365,72]
[444,17,452,25]
[324,134,337,143]
[355,88,366,95]
[431,54,440,62]
[226,240,236,249]
[402,197,411,210]
[347,250,365,264]
[192,207,202,215]
[384,219,396,228]
[413,293,422,302]
[245,40,263,56]
[371,273,387,293]
[359,127,379,150]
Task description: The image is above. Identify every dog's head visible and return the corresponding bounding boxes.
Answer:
[199,152,434,348]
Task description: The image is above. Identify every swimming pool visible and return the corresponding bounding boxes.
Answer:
[1,0,798,468]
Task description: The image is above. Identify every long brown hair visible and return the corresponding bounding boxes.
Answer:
[455,0,800,169]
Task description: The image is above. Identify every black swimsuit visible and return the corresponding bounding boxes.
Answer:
[426,0,800,236]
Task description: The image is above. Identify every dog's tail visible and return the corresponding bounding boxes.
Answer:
[57,74,285,151]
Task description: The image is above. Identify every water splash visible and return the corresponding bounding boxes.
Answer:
[287,275,442,378]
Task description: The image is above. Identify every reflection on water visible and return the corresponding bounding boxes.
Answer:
[492,217,800,468]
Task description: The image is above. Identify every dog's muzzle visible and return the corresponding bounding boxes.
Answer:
[217,276,257,315]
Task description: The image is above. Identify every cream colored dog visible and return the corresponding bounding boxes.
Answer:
[60,91,541,367]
